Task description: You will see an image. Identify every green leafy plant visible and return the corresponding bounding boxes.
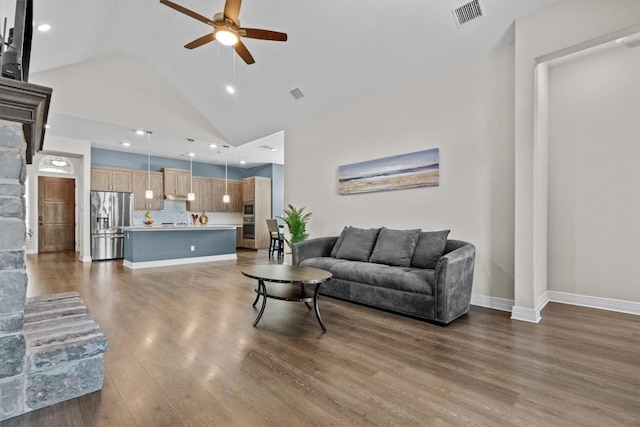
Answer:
[280,204,312,246]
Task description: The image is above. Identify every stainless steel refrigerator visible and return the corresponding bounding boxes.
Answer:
[90,191,133,260]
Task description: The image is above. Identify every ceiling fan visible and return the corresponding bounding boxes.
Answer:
[160,0,287,64]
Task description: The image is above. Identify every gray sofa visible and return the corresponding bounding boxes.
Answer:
[292,226,475,325]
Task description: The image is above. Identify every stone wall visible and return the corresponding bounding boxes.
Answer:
[0,120,27,421]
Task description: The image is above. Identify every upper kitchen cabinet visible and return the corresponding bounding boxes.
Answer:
[132,171,164,211]
[227,180,243,212]
[91,167,133,192]
[242,178,255,202]
[189,177,217,212]
[162,168,190,197]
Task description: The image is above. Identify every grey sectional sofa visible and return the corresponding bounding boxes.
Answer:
[292,226,475,325]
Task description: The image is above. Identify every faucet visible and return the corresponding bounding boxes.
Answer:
[175,211,189,226]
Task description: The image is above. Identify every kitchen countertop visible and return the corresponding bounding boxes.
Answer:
[122,224,241,231]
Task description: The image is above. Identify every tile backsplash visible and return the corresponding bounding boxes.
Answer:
[133,200,242,225]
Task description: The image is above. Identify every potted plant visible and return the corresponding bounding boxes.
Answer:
[280,204,312,247]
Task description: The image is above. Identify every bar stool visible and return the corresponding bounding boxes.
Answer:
[266,219,284,258]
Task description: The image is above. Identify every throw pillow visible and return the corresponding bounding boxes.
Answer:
[335,227,381,262]
[331,226,351,258]
[411,230,450,269]
[369,227,422,267]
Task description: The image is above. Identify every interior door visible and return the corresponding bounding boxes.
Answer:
[38,176,75,253]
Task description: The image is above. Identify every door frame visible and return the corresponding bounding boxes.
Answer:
[36,175,77,253]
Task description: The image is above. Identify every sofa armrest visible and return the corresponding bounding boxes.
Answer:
[292,237,338,265]
[433,243,476,324]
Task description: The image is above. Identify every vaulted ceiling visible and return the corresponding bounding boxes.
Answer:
[26,0,557,165]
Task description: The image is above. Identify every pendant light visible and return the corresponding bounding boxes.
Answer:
[187,138,195,201]
[223,147,230,204]
[217,43,230,204]
[145,131,153,199]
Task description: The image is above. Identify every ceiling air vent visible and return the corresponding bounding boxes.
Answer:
[452,0,484,28]
[289,87,304,101]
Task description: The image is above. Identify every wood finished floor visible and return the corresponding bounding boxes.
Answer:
[2,250,638,426]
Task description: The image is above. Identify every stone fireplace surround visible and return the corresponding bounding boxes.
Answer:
[0,80,108,421]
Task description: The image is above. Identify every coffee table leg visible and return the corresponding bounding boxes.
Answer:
[252,286,261,306]
[301,284,312,310]
[313,283,327,332]
[253,279,268,327]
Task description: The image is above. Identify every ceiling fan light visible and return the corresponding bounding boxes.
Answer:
[223,194,230,203]
[145,190,154,199]
[187,192,196,201]
[216,29,238,46]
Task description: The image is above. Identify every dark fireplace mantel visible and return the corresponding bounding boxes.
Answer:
[0,77,52,164]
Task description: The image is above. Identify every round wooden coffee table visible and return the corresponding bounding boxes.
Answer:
[241,265,333,331]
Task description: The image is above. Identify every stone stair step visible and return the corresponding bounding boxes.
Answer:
[26,292,80,304]
[23,313,94,334]
[24,322,101,343]
[27,332,108,371]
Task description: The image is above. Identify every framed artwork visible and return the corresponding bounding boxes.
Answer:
[338,148,439,195]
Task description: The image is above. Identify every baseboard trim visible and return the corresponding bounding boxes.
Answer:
[546,291,639,315]
[470,295,514,312]
[511,305,541,323]
[123,254,237,270]
[25,248,37,255]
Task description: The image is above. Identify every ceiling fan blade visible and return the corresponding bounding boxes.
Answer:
[184,33,216,49]
[160,0,214,26]
[241,28,288,42]
[234,40,255,65]
[223,0,242,24]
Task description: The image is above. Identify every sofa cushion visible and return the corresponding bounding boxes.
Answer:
[369,227,421,267]
[335,227,380,262]
[330,226,350,258]
[299,256,350,272]
[331,261,434,295]
[411,230,450,269]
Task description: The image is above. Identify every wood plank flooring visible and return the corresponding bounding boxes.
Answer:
[2,250,638,426]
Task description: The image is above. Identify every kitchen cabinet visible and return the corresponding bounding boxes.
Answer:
[227,180,243,212]
[132,171,164,211]
[188,178,242,213]
[186,178,202,212]
[240,176,272,249]
[91,167,133,192]
[236,226,242,248]
[218,179,242,212]
[188,178,216,212]
[242,178,255,202]
[162,168,190,197]
[212,179,224,212]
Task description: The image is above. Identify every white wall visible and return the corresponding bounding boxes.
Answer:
[286,46,516,301]
[548,45,640,302]
[512,0,640,321]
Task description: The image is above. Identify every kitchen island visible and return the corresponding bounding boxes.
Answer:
[121,225,239,269]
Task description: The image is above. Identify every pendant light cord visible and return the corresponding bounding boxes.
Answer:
[147,131,151,190]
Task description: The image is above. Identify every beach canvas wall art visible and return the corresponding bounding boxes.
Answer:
[338,148,440,195]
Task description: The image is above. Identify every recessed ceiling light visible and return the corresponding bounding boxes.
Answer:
[240,160,246,165]
[209,144,217,149]
[36,24,51,32]
[44,124,51,129]
[226,85,235,94]
[269,148,277,152]
[121,142,130,147]
[135,130,145,135]
[188,152,195,157]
